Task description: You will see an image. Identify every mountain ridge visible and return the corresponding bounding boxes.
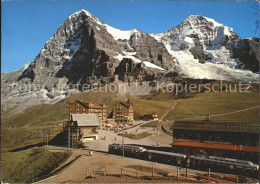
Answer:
[1,9,259,114]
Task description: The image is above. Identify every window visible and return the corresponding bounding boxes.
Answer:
[77,108,79,111]
[83,108,85,111]
[77,103,79,107]
[69,108,72,111]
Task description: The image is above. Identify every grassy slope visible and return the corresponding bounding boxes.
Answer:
[1,149,31,182]
[164,91,259,121]
[128,97,174,119]
[1,148,70,183]
[118,132,152,140]
[141,81,260,122]
[140,121,159,128]
[210,108,259,121]
[1,125,62,151]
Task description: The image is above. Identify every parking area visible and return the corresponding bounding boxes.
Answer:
[85,120,172,152]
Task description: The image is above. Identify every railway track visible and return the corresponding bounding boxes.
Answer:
[161,123,173,136]
[159,102,176,136]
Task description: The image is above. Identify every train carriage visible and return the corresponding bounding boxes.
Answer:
[108,144,146,158]
[189,155,259,177]
[108,144,259,177]
[145,150,186,166]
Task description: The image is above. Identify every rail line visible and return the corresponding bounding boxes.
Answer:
[161,123,173,136]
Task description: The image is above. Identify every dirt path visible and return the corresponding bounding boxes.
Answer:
[189,105,260,120]
[159,102,177,136]
[160,104,259,135]
[209,105,260,117]
[161,102,177,121]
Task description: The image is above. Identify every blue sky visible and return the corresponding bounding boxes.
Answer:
[2,0,259,73]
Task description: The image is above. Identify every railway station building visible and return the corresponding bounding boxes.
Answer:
[171,141,259,163]
[66,113,100,142]
[171,120,259,146]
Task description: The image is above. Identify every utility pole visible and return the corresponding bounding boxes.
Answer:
[68,127,70,149]
[152,166,154,177]
[40,130,43,144]
[185,152,190,179]
[208,168,211,182]
[43,130,45,146]
[48,130,50,147]
[156,120,160,135]
[122,128,124,158]
[172,120,175,143]
[44,130,47,146]
[185,166,188,178]
[71,127,74,148]
[43,130,50,148]
[46,130,49,148]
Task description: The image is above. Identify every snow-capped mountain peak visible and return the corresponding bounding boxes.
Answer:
[186,15,223,26]
[151,14,237,50]
[150,14,258,83]
[69,9,103,26]
[69,9,142,42]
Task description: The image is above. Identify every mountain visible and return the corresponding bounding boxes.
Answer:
[1,10,259,113]
[150,15,259,81]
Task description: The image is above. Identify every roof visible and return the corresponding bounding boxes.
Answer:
[71,113,100,127]
[170,141,259,153]
[69,100,106,109]
[119,102,132,108]
[172,120,259,133]
[146,150,186,158]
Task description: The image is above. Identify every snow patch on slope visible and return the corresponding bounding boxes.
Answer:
[184,37,194,44]
[22,61,33,72]
[114,53,166,71]
[104,24,139,40]
[166,46,259,83]
[205,46,242,69]
[143,61,166,71]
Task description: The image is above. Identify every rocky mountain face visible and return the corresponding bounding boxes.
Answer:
[1,10,259,113]
[4,10,174,87]
[232,37,260,72]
